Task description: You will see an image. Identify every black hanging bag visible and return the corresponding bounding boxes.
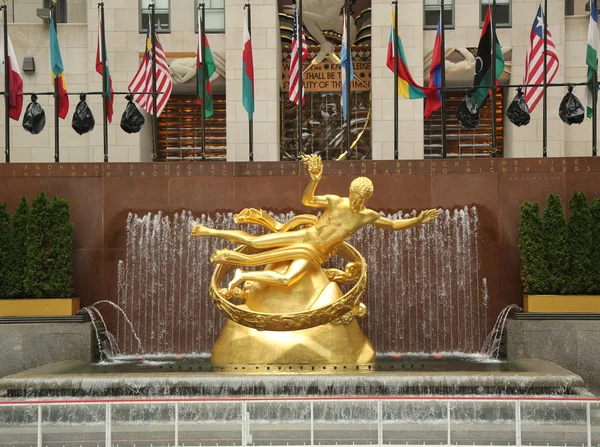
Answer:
[507,87,531,127]
[456,94,480,130]
[120,95,145,134]
[71,94,95,135]
[559,86,585,125]
[22,94,46,135]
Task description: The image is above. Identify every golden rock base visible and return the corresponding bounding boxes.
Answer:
[212,260,375,368]
[211,318,375,368]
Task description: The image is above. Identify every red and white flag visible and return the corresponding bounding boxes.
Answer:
[96,9,115,122]
[288,6,308,105]
[523,5,559,113]
[0,21,23,121]
[128,28,172,117]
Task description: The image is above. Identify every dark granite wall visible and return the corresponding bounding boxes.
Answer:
[2,157,599,352]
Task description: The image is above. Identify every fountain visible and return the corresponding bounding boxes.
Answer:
[113,206,487,356]
[0,155,587,400]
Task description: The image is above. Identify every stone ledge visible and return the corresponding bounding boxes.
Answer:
[0,322,94,379]
[507,319,600,393]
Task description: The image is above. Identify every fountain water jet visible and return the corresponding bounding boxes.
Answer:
[481,304,523,358]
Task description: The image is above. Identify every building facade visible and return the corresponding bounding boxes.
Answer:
[0,0,596,162]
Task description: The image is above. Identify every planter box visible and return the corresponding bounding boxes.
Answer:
[0,298,80,317]
[524,295,600,313]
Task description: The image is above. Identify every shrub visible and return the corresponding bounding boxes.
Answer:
[542,194,569,294]
[46,197,73,298]
[0,203,10,298]
[23,192,51,297]
[518,201,549,294]
[566,191,593,294]
[590,198,600,294]
[6,197,29,298]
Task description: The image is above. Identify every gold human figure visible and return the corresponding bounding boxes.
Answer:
[191,155,439,291]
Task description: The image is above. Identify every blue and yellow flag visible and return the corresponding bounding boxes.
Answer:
[50,17,69,119]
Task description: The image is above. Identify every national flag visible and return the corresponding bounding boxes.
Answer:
[242,10,254,120]
[96,9,115,123]
[340,7,354,122]
[523,5,559,113]
[472,6,505,107]
[424,11,443,119]
[585,0,598,118]
[50,17,69,119]
[197,10,216,117]
[128,28,173,117]
[289,6,308,105]
[386,8,440,113]
[0,21,23,121]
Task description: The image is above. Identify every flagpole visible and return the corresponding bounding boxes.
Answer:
[246,3,254,162]
[99,2,109,162]
[542,0,548,157]
[200,2,206,161]
[593,0,598,156]
[490,0,497,158]
[150,1,158,161]
[51,0,60,163]
[297,0,304,157]
[344,0,352,159]
[440,0,447,159]
[392,1,398,159]
[2,3,10,162]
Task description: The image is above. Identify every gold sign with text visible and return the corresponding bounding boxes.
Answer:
[282,46,371,92]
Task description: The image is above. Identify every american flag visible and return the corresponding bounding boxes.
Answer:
[128,28,173,117]
[523,5,559,113]
[288,6,308,105]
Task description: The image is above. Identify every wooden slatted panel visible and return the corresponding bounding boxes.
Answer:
[424,90,504,158]
[157,94,226,161]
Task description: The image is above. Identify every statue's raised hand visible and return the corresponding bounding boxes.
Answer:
[417,209,440,224]
[300,154,323,181]
[191,225,212,237]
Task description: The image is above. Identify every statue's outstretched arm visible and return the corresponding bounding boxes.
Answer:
[373,209,439,231]
[301,154,328,208]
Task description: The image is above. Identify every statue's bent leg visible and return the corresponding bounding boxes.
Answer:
[229,259,311,290]
[194,226,306,249]
[212,242,326,267]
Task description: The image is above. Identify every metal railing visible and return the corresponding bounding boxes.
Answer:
[1,396,599,447]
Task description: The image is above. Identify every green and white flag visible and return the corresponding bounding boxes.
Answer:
[197,9,216,117]
[586,0,598,118]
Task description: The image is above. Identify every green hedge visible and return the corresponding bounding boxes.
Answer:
[0,193,73,299]
[590,198,600,294]
[518,201,548,294]
[519,191,600,295]
[0,203,11,298]
[23,192,51,297]
[47,197,73,298]
[7,197,29,298]
[566,192,593,294]
[542,194,569,294]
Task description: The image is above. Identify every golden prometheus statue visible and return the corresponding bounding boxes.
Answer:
[191,155,439,369]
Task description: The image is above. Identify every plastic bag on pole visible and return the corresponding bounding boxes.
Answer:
[507,87,531,127]
[456,94,480,129]
[22,94,46,135]
[559,86,585,125]
[71,94,96,135]
[120,95,145,134]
